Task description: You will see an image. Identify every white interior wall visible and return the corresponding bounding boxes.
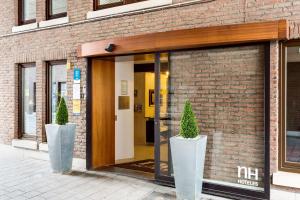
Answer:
[115,56,135,161]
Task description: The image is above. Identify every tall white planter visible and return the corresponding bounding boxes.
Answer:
[45,123,76,173]
[170,135,207,200]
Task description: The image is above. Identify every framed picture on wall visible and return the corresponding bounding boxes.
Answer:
[121,80,128,95]
[149,89,163,106]
[149,89,155,106]
[134,89,138,97]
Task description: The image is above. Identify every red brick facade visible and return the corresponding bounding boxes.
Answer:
[0,0,299,192]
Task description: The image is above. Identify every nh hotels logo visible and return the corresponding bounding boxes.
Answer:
[237,166,259,187]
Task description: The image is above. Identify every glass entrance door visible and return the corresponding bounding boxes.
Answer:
[154,53,173,183]
[154,44,270,199]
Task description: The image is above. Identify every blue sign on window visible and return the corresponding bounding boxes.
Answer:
[74,68,81,83]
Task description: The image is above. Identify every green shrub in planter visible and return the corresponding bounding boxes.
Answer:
[179,100,199,138]
[56,97,68,125]
[171,100,206,199]
[46,96,76,173]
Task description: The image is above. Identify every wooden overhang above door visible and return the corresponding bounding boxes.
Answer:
[78,20,288,57]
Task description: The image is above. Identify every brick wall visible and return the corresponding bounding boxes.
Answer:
[270,41,280,175]
[169,45,265,187]
[0,0,298,184]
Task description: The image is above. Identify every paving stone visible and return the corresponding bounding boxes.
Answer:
[0,145,230,200]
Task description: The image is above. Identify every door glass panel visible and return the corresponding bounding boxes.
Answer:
[157,46,265,191]
[50,63,67,123]
[22,66,36,135]
[286,46,300,163]
[159,57,172,176]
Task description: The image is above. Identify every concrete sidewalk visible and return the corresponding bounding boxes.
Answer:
[0,144,228,200]
[1,144,298,200]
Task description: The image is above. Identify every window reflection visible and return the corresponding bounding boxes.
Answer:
[158,46,265,191]
[51,0,67,15]
[49,63,67,123]
[286,46,300,163]
[23,0,36,21]
[22,65,36,135]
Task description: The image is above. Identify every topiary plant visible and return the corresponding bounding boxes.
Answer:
[179,100,199,138]
[56,97,68,125]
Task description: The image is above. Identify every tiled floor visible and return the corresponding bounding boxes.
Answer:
[0,144,228,200]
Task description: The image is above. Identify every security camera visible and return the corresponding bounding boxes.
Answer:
[105,44,116,52]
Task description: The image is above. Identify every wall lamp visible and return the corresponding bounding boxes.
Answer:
[105,43,116,52]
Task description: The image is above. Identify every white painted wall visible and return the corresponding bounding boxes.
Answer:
[115,56,134,161]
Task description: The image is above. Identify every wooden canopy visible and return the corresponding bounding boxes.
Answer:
[78,20,288,57]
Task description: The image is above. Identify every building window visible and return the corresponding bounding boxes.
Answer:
[46,0,67,20]
[19,64,36,137]
[94,0,146,10]
[47,61,67,124]
[19,0,36,25]
[280,42,300,172]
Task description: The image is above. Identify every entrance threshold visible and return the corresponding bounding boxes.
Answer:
[94,166,155,182]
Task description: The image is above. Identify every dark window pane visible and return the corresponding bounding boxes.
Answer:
[51,0,67,15]
[286,46,300,163]
[23,0,36,21]
[22,66,36,135]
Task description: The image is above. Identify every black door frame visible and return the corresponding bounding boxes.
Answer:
[86,42,271,200]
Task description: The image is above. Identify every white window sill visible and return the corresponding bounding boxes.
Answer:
[12,139,38,150]
[12,23,38,33]
[273,171,300,189]
[38,143,48,152]
[39,16,69,28]
[87,0,172,19]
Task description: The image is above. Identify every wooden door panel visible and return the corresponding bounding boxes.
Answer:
[92,59,115,168]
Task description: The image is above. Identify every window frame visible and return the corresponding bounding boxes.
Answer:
[18,0,36,25]
[94,0,146,10]
[18,63,37,139]
[46,0,67,20]
[279,40,300,173]
[46,60,67,125]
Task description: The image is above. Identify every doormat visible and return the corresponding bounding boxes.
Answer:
[115,159,155,173]
[115,159,169,174]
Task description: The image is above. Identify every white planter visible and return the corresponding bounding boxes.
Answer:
[45,123,76,173]
[170,135,207,200]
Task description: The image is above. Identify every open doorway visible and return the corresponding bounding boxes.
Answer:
[89,53,169,180]
[113,54,168,179]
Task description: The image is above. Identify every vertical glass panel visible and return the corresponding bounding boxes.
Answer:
[158,46,265,191]
[23,0,36,21]
[286,46,300,163]
[22,66,36,135]
[51,0,67,15]
[50,64,67,123]
[159,54,172,176]
[98,0,123,6]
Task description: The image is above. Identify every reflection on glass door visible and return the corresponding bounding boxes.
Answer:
[155,45,267,198]
[21,64,36,136]
[158,58,172,177]
[154,53,174,182]
[48,62,67,123]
